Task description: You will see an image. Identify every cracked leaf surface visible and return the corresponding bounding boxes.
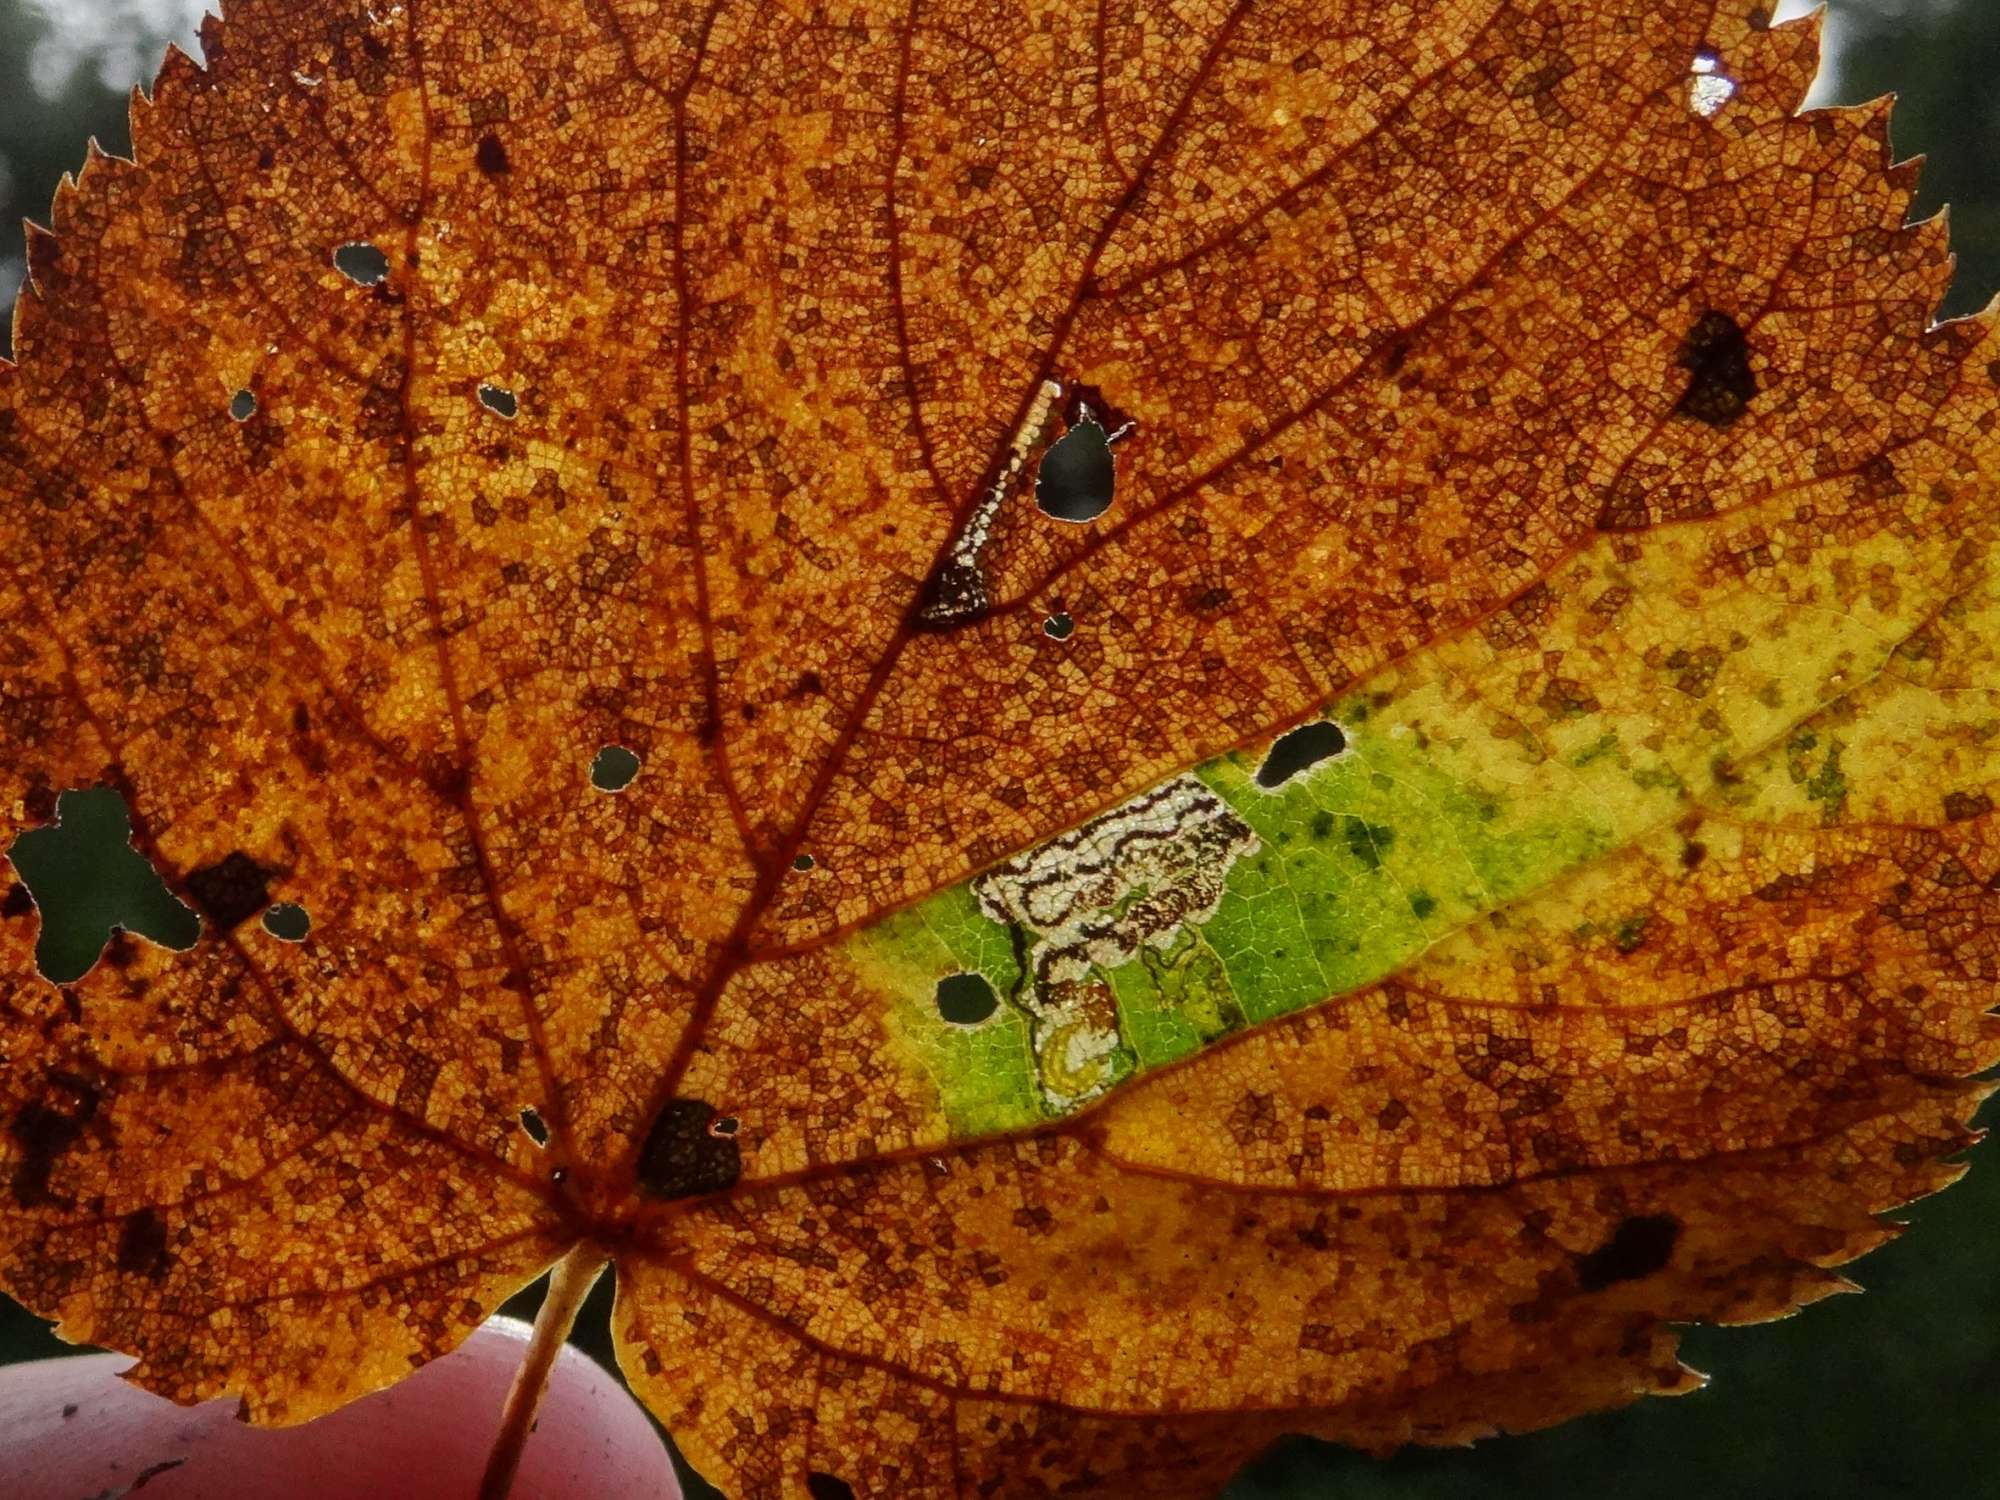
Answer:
[2,0,1997,1495]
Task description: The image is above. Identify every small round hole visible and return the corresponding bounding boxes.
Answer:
[792,852,815,872]
[332,241,389,286]
[1043,611,1074,641]
[935,971,998,1025]
[228,389,257,422]
[591,745,641,792]
[708,1115,740,1139]
[261,902,310,942]
[477,383,518,419]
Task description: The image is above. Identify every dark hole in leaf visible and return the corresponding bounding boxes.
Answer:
[1576,1212,1681,1291]
[478,382,518,419]
[935,971,998,1025]
[1673,309,1757,427]
[1043,610,1074,640]
[591,745,641,792]
[518,1106,549,1146]
[1035,418,1115,523]
[1256,720,1347,788]
[475,132,510,175]
[807,1475,856,1500]
[6,788,200,984]
[636,1098,741,1199]
[709,1114,740,1138]
[228,389,257,422]
[261,902,311,942]
[792,852,816,872]
[332,240,389,286]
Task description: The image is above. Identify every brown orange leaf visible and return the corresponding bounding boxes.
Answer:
[3,0,1998,1496]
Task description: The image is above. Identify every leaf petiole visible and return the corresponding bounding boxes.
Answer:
[477,1241,610,1500]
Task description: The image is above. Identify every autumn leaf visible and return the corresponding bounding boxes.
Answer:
[3,0,1998,1495]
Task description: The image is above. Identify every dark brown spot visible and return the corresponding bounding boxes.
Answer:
[475,132,510,175]
[1576,1213,1680,1291]
[914,558,990,631]
[1,882,33,919]
[8,1070,100,1207]
[184,851,274,931]
[1674,310,1757,427]
[1943,790,1993,822]
[26,226,60,284]
[116,1207,172,1280]
[636,1098,741,1200]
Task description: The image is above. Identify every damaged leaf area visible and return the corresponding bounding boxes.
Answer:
[2,2,1998,1497]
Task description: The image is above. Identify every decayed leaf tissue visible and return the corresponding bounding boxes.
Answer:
[2,0,1997,1495]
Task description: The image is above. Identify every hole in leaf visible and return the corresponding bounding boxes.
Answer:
[792,852,815,872]
[1674,310,1757,427]
[228,389,257,422]
[1687,48,1737,117]
[1034,418,1115,523]
[5,787,200,984]
[807,1475,856,1500]
[935,971,998,1026]
[590,745,641,792]
[518,1106,549,1146]
[260,902,310,942]
[478,382,518,419]
[708,1114,740,1138]
[1577,1213,1681,1291]
[1256,720,1347,788]
[332,240,389,286]
[1043,610,1074,640]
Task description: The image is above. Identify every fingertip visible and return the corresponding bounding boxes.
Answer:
[2,1320,680,1499]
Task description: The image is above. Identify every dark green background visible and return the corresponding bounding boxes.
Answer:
[4,1,1998,1495]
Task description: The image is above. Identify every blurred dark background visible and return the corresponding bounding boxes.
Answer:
[3,2,1997,1497]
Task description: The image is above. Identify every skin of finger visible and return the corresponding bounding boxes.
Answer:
[1,1319,682,1500]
